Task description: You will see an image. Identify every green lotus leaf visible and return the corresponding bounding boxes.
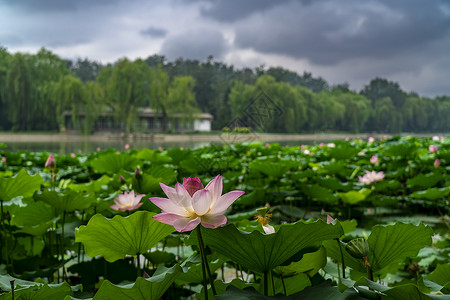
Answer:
[426,263,450,287]
[91,264,182,300]
[407,173,443,189]
[302,184,338,204]
[410,187,450,201]
[75,211,174,262]
[201,220,343,273]
[10,201,56,235]
[35,189,97,213]
[339,189,371,205]
[90,152,140,175]
[368,222,433,274]
[0,274,79,300]
[132,165,177,194]
[0,169,42,202]
[365,279,447,300]
[275,246,327,278]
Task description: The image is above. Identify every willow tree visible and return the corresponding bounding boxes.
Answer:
[0,48,11,130]
[104,58,150,134]
[6,53,33,131]
[149,65,170,131]
[167,76,199,131]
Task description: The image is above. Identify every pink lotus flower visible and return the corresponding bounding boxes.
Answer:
[429,145,438,153]
[45,155,56,170]
[319,143,325,147]
[70,153,76,158]
[368,137,375,143]
[125,144,130,150]
[370,155,379,164]
[110,190,144,211]
[1,156,5,163]
[327,143,336,148]
[150,175,245,232]
[432,136,440,141]
[359,170,385,185]
[434,159,440,168]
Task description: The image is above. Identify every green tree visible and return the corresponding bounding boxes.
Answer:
[167,76,199,130]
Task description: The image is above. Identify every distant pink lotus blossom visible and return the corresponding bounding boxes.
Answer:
[1,156,5,163]
[429,145,438,153]
[110,190,144,211]
[265,143,270,148]
[45,155,56,170]
[158,146,163,152]
[359,170,385,185]
[327,143,336,148]
[150,175,245,232]
[368,137,375,143]
[303,149,311,155]
[434,159,440,168]
[432,136,440,141]
[124,144,130,150]
[370,156,379,164]
[300,145,305,150]
[319,143,325,147]
[358,151,366,156]
[345,137,350,141]
[70,153,76,158]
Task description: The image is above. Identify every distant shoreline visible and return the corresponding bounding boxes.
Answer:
[0,132,444,143]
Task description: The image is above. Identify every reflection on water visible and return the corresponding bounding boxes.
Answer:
[1,138,326,154]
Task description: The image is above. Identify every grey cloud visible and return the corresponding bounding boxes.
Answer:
[140,26,167,38]
[199,0,284,22]
[0,0,120,12]
[233,0,450,65]
[160,29,228,61]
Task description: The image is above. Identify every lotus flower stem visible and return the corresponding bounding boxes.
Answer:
[336,238,346,278]
[197,226,216,298]
[136,253,141,278]
[197,226,217,296]
[263,271,268,296]
[270,271,275,296]
[280,274,287,296]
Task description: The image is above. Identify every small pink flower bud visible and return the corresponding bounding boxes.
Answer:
[368,137,375,143]
[70,153,76,158]
[124,144,130,150]
[319,143,324,147]
[327,215,335,224]
[429,145,438,153]
[370,156,379,164]
[1,156,5,163]
[183,177,204,197]
[45,155,56,170]
[434,159,440,168]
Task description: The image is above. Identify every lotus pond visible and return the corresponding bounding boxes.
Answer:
[0,136,449,299]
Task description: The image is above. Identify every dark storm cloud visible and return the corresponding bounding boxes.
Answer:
[160,29,228,61]
[199,0,283,22]
[232,0,450,65]
[140,27,167,38]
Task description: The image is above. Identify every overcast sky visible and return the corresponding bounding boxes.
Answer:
[1,0,450,97]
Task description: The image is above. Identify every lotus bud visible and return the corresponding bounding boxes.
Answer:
[326,215,335,224]
[182,177,204,197]
[135,167,142,180]
[434,159,440,168]
[119,174,126,185]
[45,155,56,170]
[429,145,438,153]
[346,238,369,260]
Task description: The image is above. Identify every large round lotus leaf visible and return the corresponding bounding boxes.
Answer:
[200,220,343,273]
[75,211,174,262]
[90,152,140,175]
[92,265,182,300]
[0,170,42,202]
[368,222,433,274]
[35,189,97,213]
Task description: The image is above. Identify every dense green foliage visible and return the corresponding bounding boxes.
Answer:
[1,48,450,134]
[0,137,448,299]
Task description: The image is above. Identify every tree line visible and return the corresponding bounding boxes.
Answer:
[0,47,449,134]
